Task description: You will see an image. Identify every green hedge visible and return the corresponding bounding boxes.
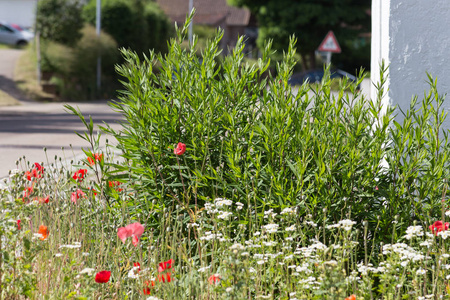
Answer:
[36,0,83,46]
[82,0,173,55]
[41,25,119,100]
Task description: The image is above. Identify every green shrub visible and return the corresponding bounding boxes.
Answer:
[82,0,173,55]
[36,0,83,47]
[100,17,450,252]
[41,25,119,100]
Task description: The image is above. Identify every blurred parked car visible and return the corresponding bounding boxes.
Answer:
[288,69,358,86]
[0,21,34,46]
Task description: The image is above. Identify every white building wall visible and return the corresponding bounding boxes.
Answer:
[0,0,37,28]
[372,0,450,128]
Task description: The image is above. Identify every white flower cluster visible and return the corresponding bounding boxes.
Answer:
[187,222,199,229]
[254,252,284,264]
[214,198,232,207]
[404,225,423,240]
[438,230,450,240]
[198,265,211,273]
[59,242,82,249]
[285,225,296,232]
[281,207,296,215]
[229,243,246,251]
[217,211,233,220]
[305,221,318,227]
[382,243,428,263]
[264,209,278,219]
[199,231,223,241]
[327,219,356,231]
[79,268,95,275]
[262,223,279,233]
[297,276,321,289]
[127,266,140,279]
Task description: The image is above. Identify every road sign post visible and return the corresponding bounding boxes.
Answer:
[318,31,341,66]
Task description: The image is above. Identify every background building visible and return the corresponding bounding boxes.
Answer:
[0,0,36,28]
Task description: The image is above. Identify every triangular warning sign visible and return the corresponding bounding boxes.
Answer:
[318,31,341,53]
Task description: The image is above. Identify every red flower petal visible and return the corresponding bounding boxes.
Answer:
[95,270,111,283]
[208,273,220,285]
[34,163,44,173]
[174,142,186,155]
[429,221,450,235]
[158,259,174,272]
[132,235,139,246]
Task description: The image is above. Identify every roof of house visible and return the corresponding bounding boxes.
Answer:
[156,0,251,27]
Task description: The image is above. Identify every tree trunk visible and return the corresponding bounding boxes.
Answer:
[309,50,317,70]
[300,53,309,71]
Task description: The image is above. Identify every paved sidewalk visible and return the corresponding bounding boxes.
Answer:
[0,49,33,104]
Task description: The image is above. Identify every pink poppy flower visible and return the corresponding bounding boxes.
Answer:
[117,222,145,246]
[71,189,86,204]
[17,219,21,230]
[174,143,186,155]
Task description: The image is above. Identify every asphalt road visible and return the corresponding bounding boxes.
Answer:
[0,48,122,178]
[0,102,122,178]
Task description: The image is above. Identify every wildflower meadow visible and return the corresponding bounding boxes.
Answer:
[2,17,450,299]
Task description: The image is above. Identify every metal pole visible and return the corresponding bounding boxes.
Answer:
[96,0,101,92]
[326,52,332,66]
[36,32,41,85]
[36,0,41,85]
[188,0,193,43]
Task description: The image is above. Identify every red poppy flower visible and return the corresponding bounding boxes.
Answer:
[35,163,44,173]
[17,219,21,230]
[345,295,356,300]
[208,273,220,285]
[134,262,141,272]
[71,189,86,204]
[87,153,103,166]
[24,163,44,181]
[37,195,50,204]
[108,181,123,192]
[117,222,145,246]
[88,187,98,196]
[158,272,171,283]
[158,259,174,272]
[143,280,155,294]
[95,270,111,283]
[174,143,186,155]
[429,221,450,235]
[23,186,33,199]
[72,169,88,181]
[38,225,48,240]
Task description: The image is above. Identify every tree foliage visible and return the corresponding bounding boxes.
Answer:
[36,0,83,46]
[229,0,370,70]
